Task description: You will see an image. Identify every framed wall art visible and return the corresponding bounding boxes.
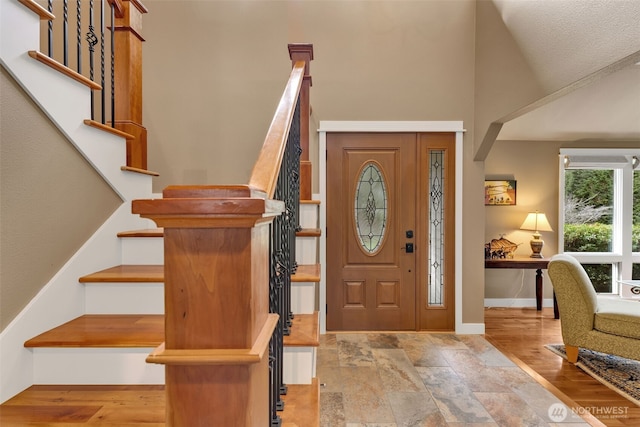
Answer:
[484,180,516,206]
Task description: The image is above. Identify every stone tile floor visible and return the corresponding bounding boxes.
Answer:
[318,333,590,426]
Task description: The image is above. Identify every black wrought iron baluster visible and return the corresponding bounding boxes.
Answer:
[274,174,288,401]
[100,0,105,124]
[287,99,301,326]
[278,168,291,338]
[47,0,53,57]
[268,223,282,427]
[76,0,81,73]
[63,0,68,66]
[86,0,98,120]
[110,2,115,127]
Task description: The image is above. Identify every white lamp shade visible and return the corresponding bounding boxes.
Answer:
[520,212,553,232]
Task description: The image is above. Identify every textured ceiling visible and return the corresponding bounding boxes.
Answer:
[491,0,640,142]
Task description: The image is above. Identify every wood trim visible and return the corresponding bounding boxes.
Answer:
[117,228,163,237]
[282,313,319,347]
[126,0,149,14]
[18,0,55,20]
[292,264,320,282]
[132,197,285,228]
[146,314,278,365]
[296,228,321,237]
[107,0,125,18]
[120,166,159,176]
[247,62,305,198]
[28,51,101,90]
[84,120,134,139]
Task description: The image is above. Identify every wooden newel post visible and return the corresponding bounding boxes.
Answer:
[113,0,148,169]
[132,185,283,426]
[287,43,314,200]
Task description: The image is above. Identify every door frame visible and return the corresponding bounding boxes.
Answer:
[318,121,465,334]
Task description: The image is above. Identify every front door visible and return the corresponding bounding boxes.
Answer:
[326,132,455,331]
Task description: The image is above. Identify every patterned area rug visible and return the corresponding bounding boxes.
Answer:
[546,344,640,406]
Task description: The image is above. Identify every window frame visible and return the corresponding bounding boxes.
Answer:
[558,148,640,294]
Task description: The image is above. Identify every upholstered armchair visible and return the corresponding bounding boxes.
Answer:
[547,254,640,363]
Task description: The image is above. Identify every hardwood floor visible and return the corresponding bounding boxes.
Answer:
[485,307,640,427]
[1,307,638,426]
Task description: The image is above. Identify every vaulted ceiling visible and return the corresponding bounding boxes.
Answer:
[489,0,640,143]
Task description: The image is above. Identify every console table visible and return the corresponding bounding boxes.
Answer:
[485,256,559,319]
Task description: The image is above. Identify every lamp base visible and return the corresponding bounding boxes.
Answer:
[529,234,544,258]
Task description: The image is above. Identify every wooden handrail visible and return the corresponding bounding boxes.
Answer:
[248,61,306,198]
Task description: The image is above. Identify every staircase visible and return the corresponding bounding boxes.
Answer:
[0,0,320,424]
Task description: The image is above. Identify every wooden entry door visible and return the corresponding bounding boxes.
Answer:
[326,132,455,331]
[326,133,417,331]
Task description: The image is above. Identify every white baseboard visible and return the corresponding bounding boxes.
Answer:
[456,322,485,335]
[484,298,555,308]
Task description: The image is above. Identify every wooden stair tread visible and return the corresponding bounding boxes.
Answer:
[299,199,320,205]
[79,265,163,283]
[28,51,101,90]
[80,264,319,283]
[83,119,135,140]
[121,165,160,176]
[18,0,55,20]
[296,228,321,237]
[283,313,319,347]
[292,264,320,282]
[24,315,164,348]
[1,383,318,426]
[117,228,164,238]
[280,378,320,427]
[25,313,319,349]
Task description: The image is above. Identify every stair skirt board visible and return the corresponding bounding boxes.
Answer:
[31,347,164,385]
[85,283,164,314]
[283,346,316,385]
[120,238,164,265]
[291,282,316,315]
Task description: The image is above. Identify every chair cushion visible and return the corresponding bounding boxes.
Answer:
[595,297,640,340]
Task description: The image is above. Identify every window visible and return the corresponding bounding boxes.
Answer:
[559,149,640,294]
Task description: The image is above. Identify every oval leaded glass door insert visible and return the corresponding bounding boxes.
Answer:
[354,161,388,254]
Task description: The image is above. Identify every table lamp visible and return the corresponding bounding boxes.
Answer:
[520,211,553,258]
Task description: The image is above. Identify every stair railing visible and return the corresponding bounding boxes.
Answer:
[132,44,313,426]
[39,0,148,169]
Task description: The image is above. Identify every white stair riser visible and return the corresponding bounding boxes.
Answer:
[295,237,317,265]
[85,283,164,314]
[121,237,164,265]
[283,347,316,385]
[299,204,318,229]
[31,347,315,385]
[291,282,316,314]
[32,348,164,384]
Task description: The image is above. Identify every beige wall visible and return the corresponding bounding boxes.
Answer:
[0,68,122,331]
[484,141,560,300]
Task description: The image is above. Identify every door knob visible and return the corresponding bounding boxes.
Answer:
[404,243,414,253]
